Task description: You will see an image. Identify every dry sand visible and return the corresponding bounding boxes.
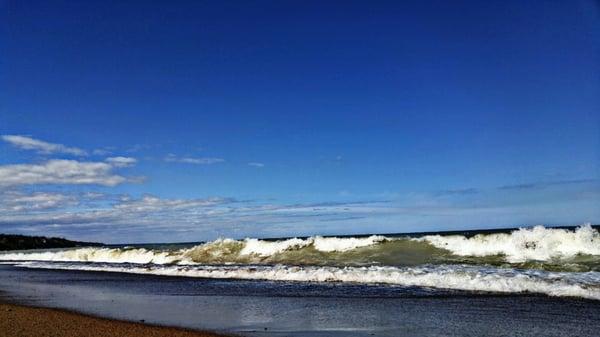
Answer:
[0,302,229,337]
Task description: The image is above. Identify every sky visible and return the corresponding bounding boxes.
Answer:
[1,0,599,243]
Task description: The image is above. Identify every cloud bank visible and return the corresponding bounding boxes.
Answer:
[1,134,598,243]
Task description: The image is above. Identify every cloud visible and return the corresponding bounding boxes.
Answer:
[248,162,265,168]
[1,184,598,243]
[0,191,76,212]
[1,135,87,156]
[114,195,234,212]
[431,179,600,197]
[434,188,480,197]
[498,179,599,190]
[0,159,130,187]
[125,144,152,153]
[0,193,393,242]
[164,154,225,165]
[92,148,114,156]
[105,156,137,167]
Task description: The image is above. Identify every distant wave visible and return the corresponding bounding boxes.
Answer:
[0,235,391,265]
[0,225,599,270]
[12,261,600,300]
[241,235,386,255]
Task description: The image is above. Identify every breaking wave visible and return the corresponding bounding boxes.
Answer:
[0,235,392,266]
[419,224,600,263]
[12,261,600,300]
[0,225,598,269]
[1,225,600,300]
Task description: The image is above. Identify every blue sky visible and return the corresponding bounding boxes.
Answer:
[1,0,599,243]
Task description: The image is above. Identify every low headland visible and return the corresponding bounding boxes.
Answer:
[0,234,102,251]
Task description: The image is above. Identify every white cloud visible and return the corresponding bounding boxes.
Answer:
[105,156,137,167]
[0,179,598,243]
[1,135,87,156]
[0,194,390,242]
[164,154,225,165]
[92,148,113,156]
[248,162,265,168]
[0,191,75,212]
[82,192,107,200]
[0,159,129,187]
[114,195,232,212]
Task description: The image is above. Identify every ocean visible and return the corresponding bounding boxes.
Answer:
[1,224,600,336]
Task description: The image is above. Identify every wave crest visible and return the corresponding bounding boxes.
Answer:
[420,224,600,262]
[1,225,598,268]
[0,247,179,264]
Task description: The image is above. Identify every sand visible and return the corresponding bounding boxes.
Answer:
[0,302,229,337]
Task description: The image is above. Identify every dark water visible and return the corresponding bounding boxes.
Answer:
[1,264,599,337]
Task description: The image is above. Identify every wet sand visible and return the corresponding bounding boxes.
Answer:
[0,302,228,337]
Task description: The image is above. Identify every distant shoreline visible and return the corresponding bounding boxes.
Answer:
[0,234,102,251]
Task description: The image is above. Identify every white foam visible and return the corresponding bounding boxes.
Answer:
[240,238,310,256]
[13,262,600,300]
[1,225,598,265]
[239,235,387,255]
[0,247,179,264]
[312,235,386,252]
[0,235,386,264]
[420,224,600,262]
[238,235,386,256]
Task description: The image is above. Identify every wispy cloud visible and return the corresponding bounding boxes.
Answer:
[1,135,87,156]
[105,156,137,167]
[115,195,235,212]
[431,179,600,196]
[248,162,265,168]
[498,179,598,190]
[125,144,152,153]
[434,188,480,197]
[92,147,114,156]
[0,193,392,242]
[164,154,225,165]
[0,159,132,187]
[0,191,76,212]
[1,135,597,242]
[1,185,598,243]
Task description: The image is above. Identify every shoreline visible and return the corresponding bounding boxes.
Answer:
[0,300,231,337]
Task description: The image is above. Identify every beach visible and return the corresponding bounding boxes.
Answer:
[0,302,226,337]
[3,1,598,336]
[1,226,600,336]
[1,261,600,337]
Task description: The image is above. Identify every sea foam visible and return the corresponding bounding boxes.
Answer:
[13,261,600,300]
[0,225,598,266]
[0,247,179,264]
[420,224,600,262]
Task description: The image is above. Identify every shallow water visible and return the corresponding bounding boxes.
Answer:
[1,265,600,337]
[1,225,600,336]
[2,225,599,270]
[2,225,600,300]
